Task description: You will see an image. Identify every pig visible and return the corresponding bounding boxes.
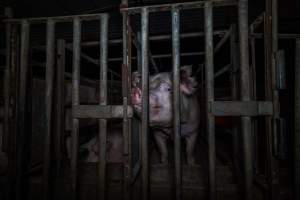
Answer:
[66,126,123,163]
[131,65,200,165]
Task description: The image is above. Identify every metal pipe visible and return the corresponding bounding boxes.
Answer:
[55,39,65,176]
[43,19,55,200]
[238,1,253,199]
[204,2,216,200]
[295,38,300,200]
[16,20,30,200]
[71,17,81,199]
[121,0,237,14]
[141,7,149,200]
[98,14,109,200]
[172,7,182,200]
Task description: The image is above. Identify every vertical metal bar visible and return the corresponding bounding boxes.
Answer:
[295,38,300,200]
[204,2,216,200]
[230,24,241,178]
[265,0,280,198]
[238,1,253,200]
[43,19,55,200]
[122,0,132,198]
[98,14,108,200]
[141,7,149,200]
[71,17,81,199]
[3,7,12,153]
[55,39,65,176]
[137,32,142,75]
[171,6,182,200]
[16,20,30,200]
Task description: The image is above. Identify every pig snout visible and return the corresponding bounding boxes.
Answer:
[131,87,159,108]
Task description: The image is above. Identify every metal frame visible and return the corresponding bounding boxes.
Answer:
[2,0,282,200]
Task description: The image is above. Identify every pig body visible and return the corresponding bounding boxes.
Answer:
[66,126,123,163]
[131,66,200,164]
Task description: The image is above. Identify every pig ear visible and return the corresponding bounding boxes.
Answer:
[132,71,141,87]
[180,65,193,80]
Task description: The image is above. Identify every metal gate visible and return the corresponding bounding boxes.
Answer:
[121,0,275,200]
[2,0,280,200]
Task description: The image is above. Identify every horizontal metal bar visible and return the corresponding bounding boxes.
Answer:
[211,101,273,116]
[122,0,237,14]
[251,33,300,39]
[72,105,133,118]
[5,13,108,24]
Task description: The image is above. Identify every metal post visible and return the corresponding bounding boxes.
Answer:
[98,14,108,200]
[172,6,182,200]
[295,39,300,200]
[71,17,81,199]
[16,20,30,200]
[204,2,216,200]
[238,0,253,199]
[141,7,149,200]
[55,39,65,176]
[43,19,55,200]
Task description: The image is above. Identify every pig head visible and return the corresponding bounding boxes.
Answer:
[131,65,200,164]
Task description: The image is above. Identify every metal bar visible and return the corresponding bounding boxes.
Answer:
[122,1,132,198]
[132,32,159,73]
[214,64,231,78]
[295,38,300,200]
[265,0,280,199]
[98,14,109,200]
[204,2,216,200]
[122,0,237,14]
[141,7,149,200]
[41,30,226,48]
[238,1,253,199]
[55,39,65,176]
[65,46,121,78]
[172,7,182,200]
[211,101,273,116]
[43,19,55,200]
[214,27,232,54]
[3,7,12,152]
[16,20,30,200]
[108,51,205,62]
[71,17,81,199]
[5,13,108,23]
[251,33,300,39]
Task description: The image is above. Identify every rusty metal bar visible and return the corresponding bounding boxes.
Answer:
[98,13,109,200]
[122,0,237,14]
[5,13,107,23]
[71,17,81,199]
[141,7,149,200]
[204,2,216,200]
[43,19,55,200]
[238,0,253,199]
[55,39,65,176]
[172,6,182,200]
[16,20,30,200]
[295,38,300,200]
